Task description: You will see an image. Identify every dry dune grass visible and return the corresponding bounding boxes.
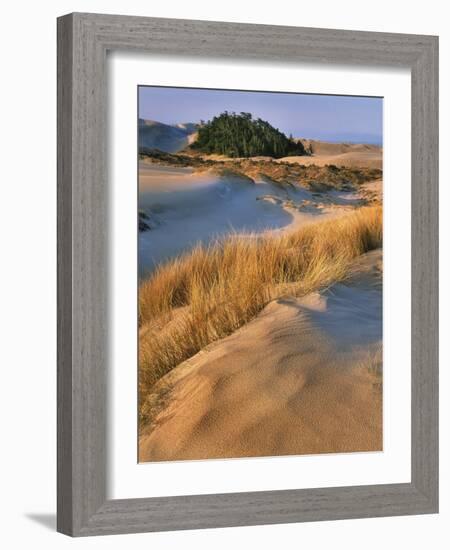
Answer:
[356,344,383,391]
[139,206,382,425]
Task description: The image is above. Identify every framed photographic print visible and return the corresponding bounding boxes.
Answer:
[57,13,438,536]
[137,86,384,462]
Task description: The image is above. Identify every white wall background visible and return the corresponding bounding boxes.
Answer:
[0,1,447,547]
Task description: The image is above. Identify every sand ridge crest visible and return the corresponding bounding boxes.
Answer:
[139,250,383,462]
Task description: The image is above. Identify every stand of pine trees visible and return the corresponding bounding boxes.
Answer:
[191,111,306,158]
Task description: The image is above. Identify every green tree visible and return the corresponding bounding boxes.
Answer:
[191,111,306,158]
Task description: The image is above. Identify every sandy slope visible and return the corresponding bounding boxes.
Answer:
[279,151,382,169]
[194,140,382,169]
[139,250,383,462]
[139,119,197,153]
[298,139,381,156]
[138,163,363,275]
[139,164,296,274]
[283,140,381,168]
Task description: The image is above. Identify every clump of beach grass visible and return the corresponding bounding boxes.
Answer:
[139,206,382,425]
[351,344,383,394]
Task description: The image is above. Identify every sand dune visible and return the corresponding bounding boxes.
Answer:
[139,164,295,274]
[139,249,382,462]
[138,163,362,275]
[278,152,382,169]
[139,119,197,153]
[138,118,381,168]
[298,139,381,156]
[282,140,381,169]
[191,140,382,169]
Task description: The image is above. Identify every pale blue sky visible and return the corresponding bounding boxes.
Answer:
[138,86,383,144]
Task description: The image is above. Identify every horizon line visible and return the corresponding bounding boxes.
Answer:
[138,116,383,146]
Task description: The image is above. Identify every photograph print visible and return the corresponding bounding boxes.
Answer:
[137,86,383,462]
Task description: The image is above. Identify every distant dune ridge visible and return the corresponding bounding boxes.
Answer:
[138,118,382,168]
[298,139,381,155]
[138,119,198,153]
[288,139,383,169]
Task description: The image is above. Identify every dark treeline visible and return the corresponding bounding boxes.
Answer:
[190,111,306,158]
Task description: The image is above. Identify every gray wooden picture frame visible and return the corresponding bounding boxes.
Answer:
[57,12,439,537]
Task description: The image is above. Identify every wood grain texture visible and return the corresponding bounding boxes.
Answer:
[57,13,74,535]
[57,12,439,536]
[410,36,439,506]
